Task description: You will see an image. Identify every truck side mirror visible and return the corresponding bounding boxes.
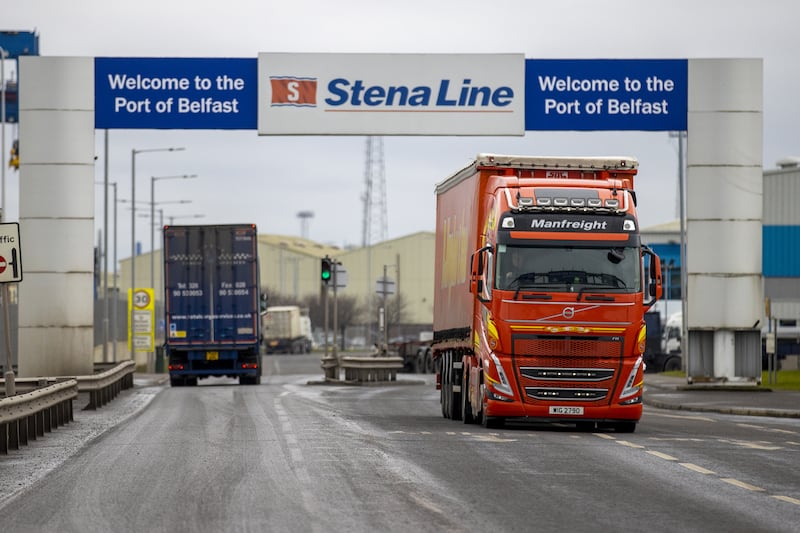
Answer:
[469,244,493,301]
[642,246,663,306]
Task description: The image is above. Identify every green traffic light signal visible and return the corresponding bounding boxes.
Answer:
[321,258,332,284]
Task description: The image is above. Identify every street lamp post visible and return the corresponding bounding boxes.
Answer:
[151,174,197,290]
[130,146,184,359]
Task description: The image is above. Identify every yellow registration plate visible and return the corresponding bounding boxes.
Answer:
[206,351,219,361]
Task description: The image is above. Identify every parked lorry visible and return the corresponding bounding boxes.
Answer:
[388,331,434,373]
[433,154,662,432]
[163,224,263,386]
[262,305,312,354]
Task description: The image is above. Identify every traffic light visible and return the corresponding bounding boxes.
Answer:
[321,257,332,285]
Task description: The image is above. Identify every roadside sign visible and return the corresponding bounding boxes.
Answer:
[128,288,155,352]
[0,223,22,283]
[375,276,395,295]
[334,268,348,289]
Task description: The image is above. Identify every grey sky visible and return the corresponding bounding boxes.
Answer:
[2,0,797,258]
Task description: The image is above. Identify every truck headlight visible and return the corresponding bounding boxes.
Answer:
[619,356,643,402]
[484,353,514,399]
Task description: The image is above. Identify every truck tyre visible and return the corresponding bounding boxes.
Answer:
[169,377,183,387]
[482,415,504,430]
[440,353,452,418]
[425,350,434,374]
[449,354,462,422]
[663,356,682,372]
[462,369,476,424]
[613,422,637,433]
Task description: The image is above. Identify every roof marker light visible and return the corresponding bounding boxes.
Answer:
[519,197,534,207]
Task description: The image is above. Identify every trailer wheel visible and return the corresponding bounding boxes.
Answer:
[440,352,450,418]
[449,354,462,422]
[425,349,434,374]
[169,377,184,387]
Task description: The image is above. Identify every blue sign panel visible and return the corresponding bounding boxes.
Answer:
[95,58,257,129]
[525,59,687,131]
[0,31,39,59]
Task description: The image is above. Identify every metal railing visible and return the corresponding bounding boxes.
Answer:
[340,356,404,383]
[0,360,136,454]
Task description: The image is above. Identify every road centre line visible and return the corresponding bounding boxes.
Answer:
[721,478,765,492]
[646,450,678,461]
[616,440,645,449]
[647,412,716,423]
[680,463,716,475]
[771,495,800,506]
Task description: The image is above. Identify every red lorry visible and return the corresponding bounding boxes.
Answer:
[433,154,662,432]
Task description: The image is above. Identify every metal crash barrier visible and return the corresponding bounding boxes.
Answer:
[77,360,136,410]
[0,379,77,455]
[340,356,404,383]
[0,360,136,455]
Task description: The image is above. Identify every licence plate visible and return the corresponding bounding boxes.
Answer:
[206,351,219,361]
[549,406,584,416]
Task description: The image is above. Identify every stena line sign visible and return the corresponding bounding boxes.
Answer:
[257,53,526,135]
[93,55,687,133]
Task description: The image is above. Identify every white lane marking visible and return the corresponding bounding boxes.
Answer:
[771,495,800,506]
[616,440,645,449]
[680,463,716,475]
[721,478,765,492]
[646,450,678,461]
[647,412,716,423]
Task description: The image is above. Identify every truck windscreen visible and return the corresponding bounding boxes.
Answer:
[495,244,641,292]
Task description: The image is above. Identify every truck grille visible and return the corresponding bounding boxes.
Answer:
[512,334,623,405]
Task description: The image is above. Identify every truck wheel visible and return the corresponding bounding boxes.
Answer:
[449,355,462,422]
[663,356,682,372]
[169,377,183,387]
[425,350,434,374]
[482,415,504,430]
[613,422,637,433]
[440,352,450,418]
[462,370,475,424]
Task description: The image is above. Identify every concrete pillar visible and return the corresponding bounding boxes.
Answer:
[686,58,763,382]
[17,57,95,377]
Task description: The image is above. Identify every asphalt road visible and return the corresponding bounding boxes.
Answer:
[1,354,799,532]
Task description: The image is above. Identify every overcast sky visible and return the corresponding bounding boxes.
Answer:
[3,1,798,259]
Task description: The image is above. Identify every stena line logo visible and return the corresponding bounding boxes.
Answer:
[324,78,514,110]
[270,75,515,111]
[270,77,317,107]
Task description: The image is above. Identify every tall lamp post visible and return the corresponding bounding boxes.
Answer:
[131,146,184,359]
[150,174,197,290]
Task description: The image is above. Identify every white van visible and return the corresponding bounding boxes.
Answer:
[662,312,682,354]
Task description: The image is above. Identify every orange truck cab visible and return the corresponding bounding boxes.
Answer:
[433,154,662,432]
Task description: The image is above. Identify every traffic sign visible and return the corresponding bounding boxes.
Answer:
[0,223,22,283]
[376,276,395,295]
[133,289,152,309]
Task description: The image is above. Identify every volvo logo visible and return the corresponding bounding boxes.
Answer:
[562,307,575,319]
